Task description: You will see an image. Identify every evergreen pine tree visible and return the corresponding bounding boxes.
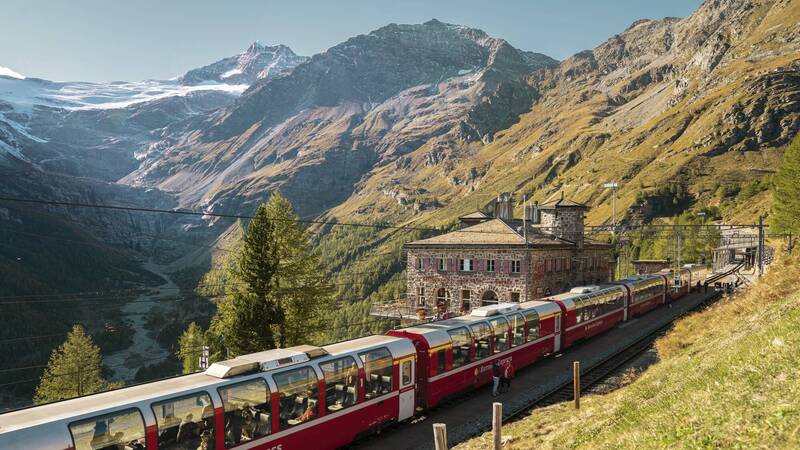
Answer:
[772,134,800,234]
[34,325,109,404]
[264,192,333,347]
[177,322,205,374]
[210,204,280,356]
[207,191,332,356]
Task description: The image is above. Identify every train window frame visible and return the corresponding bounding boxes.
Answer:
[319,355,360,414]
[401,360,413,386]
[489,317,509,354]
[358,347,394,399]
[69,407,146,450]
[470,322,492,360]
[523,310,540,341]
[151,391,216,450]
[272,365,320,430]
[217,377,273,448]
[447,327,472,369]
[509,313,525,347]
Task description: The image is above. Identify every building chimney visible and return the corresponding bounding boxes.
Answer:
[493,192,514,221]
[525,201,540,224]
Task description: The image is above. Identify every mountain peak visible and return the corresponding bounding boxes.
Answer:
[180,43,308,86]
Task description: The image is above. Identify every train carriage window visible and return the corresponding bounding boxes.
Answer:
[69,408,146,450]
[523,310,540,341]
[509,313,525,346]
[448,327,472,368]
[320,356,359,413]
[273,366,320,429]
[401,360,412,385]
[152,392,215,450]
[437,349,447,373]
[359,347,394,399]
[218,378,272,448]
[489,317,509,353]
[470,322,492,359]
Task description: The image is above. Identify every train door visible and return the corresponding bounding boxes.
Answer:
[553,314,562,353]
[398,358,416,421]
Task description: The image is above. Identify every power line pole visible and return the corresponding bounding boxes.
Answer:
[757,215,765,278]
[523,194,529,302]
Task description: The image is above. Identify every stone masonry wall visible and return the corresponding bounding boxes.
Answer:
[406,246,611,314]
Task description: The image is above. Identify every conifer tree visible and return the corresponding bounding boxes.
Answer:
[34,325,109,404]
[177,322,205,374]
[208,191,332,356]
[210,203,280,356]
[772,134,800,235]
[264,192,333,347]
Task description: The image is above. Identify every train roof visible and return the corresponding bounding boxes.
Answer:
[0,372,219,432]
[323,334,414,358]
[540,284,626,311]
[1,335,416,434]
[396,301,562,348]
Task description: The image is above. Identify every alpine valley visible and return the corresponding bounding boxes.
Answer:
[1,0,799,406]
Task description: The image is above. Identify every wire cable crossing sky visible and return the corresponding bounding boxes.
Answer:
[1,0,701,82]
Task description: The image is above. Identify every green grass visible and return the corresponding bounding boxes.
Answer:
[456,254,800,449]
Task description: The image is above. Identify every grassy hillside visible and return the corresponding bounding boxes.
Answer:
[455,253,800,449]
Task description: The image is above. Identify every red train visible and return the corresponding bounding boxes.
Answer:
[0,268,705,450]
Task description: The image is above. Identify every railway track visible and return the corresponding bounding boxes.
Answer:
[503,290,723,423]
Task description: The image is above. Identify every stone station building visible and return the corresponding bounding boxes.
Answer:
[404,194,612,316]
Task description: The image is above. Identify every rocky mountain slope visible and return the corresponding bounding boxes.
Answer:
[308,0,800,302]
[125,19,557,217]
[319,0,799,232]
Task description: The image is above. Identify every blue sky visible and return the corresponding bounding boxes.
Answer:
[1,0,702,82]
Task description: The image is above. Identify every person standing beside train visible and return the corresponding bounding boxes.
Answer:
[492,360,501,397]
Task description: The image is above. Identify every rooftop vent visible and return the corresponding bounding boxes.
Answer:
[205,345,329,379]
[569,285,602,294]
[470,302,519,317]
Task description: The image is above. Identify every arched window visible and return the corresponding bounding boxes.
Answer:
[481,290,498,306]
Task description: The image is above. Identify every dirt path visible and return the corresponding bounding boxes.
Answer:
[103,261,179,381]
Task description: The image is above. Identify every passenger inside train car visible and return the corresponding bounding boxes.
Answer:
[152,392,215,450]
[523,310,540,340]
[320,356,359,413]
[471,322,492,359]
[510,313,525,346]
[218,378,271,447]
[69,408,146,450]
[274,366,320,428]
[359,347,393,398]
[489,317,509,353]
[448,327,472,368]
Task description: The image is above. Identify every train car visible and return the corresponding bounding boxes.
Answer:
[0,336,416,450]
[542,285,628,349]
[615,275,668,317]
[387,301,561,409]
[660,265,709,300]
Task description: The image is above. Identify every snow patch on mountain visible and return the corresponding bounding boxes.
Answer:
[0,66,25,80]
[0,76,246,113]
